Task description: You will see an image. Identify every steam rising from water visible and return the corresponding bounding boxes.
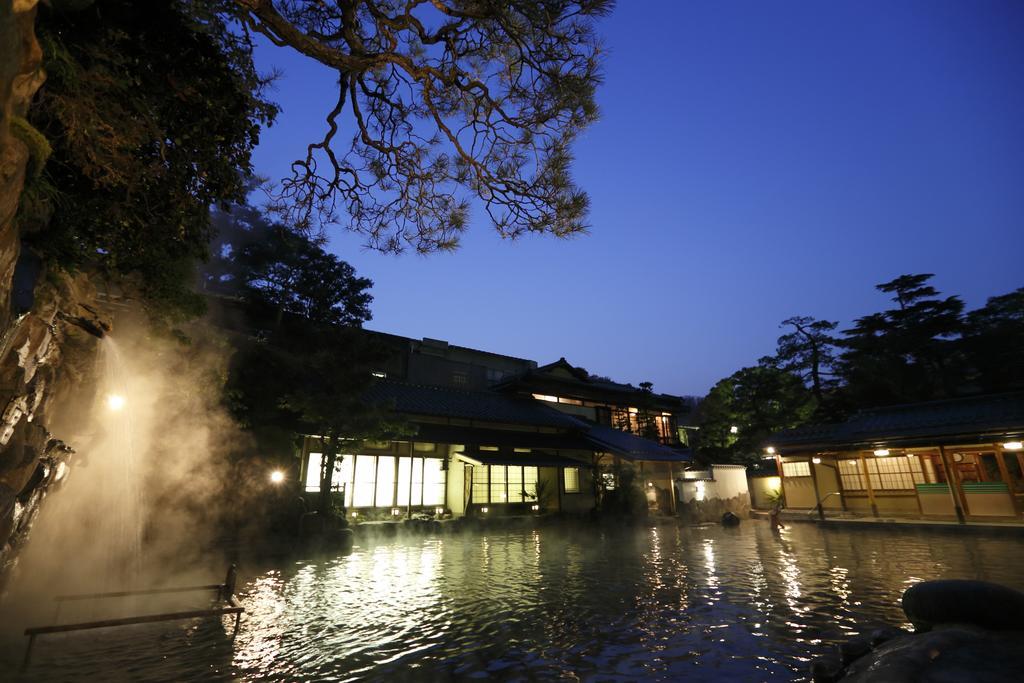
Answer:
[1,318,256,630]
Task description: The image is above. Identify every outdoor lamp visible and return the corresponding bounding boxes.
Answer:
[1003,441,1023,451]
[812,457,822,464]
[765,446,776,455]
[873,449,890,457]
[270,470,285,484]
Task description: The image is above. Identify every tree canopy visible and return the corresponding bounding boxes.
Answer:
[696,275,1024,463]
[24,0,276,320]
[225,0,611,252]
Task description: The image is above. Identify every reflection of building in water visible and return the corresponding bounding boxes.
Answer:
[299,333,694,519]
[765,393,1024,522]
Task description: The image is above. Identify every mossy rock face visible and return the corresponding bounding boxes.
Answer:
[9,116,50,179]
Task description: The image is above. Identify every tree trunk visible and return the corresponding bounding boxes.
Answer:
[318,431,338,515]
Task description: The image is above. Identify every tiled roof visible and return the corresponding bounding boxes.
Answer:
[584,422,692,462]
[769,392,1024,451]
[364,380,585,429]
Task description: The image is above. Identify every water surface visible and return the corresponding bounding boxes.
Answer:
[4,522,1023,682]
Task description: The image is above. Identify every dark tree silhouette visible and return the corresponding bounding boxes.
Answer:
[838,274,965,406]
[225,0,611,252]
[775,316,838,403]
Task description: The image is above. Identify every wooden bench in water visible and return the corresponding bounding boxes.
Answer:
[22,564,244,666]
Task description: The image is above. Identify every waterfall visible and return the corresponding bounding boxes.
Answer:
[92,336,144,585]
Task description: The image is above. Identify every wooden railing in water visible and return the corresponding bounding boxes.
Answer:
[23,564,244,667]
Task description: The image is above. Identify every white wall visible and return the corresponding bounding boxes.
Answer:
[678,465,750,503]
[710,465,749,499]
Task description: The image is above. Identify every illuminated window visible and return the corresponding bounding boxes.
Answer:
[507,466,523,503]
[838,459,864,490]
[490,464,507,502]
[305,452,322,492]
[523,467,539,501]
[423,458,446,506]
[396,456,413,506]
[564,467,581,493]
[305,452,354,496]
[471,465,490,505]
[601,471,617,490]
[869,455,923,490]
[452,371,468,386]
[781,461,811,477]
[471,465,539,504]
[375,456,396,507]
[837,456,924,491]
[559,397,583,406]
[352,455,377,507]
[532,393,558,402]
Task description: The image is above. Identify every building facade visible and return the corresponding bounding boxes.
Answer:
[298,334,692,519]
[765,393,1024,522]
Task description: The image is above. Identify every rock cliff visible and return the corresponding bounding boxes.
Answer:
[0,0,107,581]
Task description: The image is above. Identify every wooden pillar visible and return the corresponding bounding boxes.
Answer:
[858,454,878,517]
[808,457,825,520]
[938,445,967,523]
[406,442,415,519]
[995,445,1022,517]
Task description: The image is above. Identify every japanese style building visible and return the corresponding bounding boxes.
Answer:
[298,334,692,519]
[765,392,1024,522]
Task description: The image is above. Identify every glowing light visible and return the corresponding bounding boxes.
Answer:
[647,481,654,488]
[391,508,402,516]
[1003,441,1023,451]
[270,470,285,484]
[481,507,489,514]
[812,457,822,464]
[873,449,890,457]
[765,446,776,455]
[730,425,739,434]
[695,480,706,502]
[351,511,359,518]
[531,504,540,511]
[106,394,126,411]
[434,507,444,515]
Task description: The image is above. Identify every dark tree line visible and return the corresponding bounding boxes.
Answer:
[697,274,1024,464]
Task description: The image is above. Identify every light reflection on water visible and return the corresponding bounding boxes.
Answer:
[4,522,1024,682]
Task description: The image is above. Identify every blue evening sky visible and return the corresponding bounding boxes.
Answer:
[249,1,1024,396]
